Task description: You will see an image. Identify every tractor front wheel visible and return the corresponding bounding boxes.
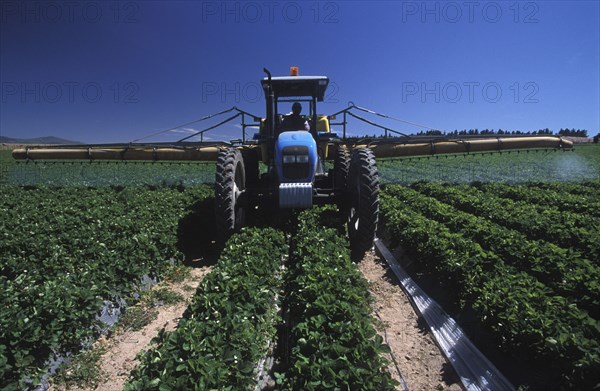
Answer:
[215,148,246,244]
[334,144,350,212]
[242,148,260,190]
[347,148,379,258]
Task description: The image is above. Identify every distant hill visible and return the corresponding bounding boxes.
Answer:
[0,136,82,145]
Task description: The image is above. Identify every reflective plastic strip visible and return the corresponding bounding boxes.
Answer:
[374,239,515,391]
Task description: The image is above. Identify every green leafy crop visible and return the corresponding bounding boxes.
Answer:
[279,207,397,390]
[381,183,600,389]
[0,185,212,389]
[126,227,287,390]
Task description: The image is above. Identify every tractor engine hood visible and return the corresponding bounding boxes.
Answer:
[274,131,318,184]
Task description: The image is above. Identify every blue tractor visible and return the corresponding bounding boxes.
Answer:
[215,68,379,256]
[11,67,572,257]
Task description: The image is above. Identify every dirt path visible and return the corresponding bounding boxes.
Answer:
[359,251,463,391]
[59,265,211,391]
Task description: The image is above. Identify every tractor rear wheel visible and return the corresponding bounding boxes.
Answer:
[347,148,379,258]
[215,148,246,244]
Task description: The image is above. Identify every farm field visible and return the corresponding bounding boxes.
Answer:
[378,143,600,184]
[3,0,599,389]
[0,193,401,390]
[0,154,215,187]
[2,143,599,187]
[0,185,214,390]
[0,144,599,390]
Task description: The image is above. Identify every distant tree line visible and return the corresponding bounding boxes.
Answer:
[557,128,589,137]
[345,128,595,140]
[414,128,589,137]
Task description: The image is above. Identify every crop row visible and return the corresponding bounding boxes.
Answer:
[280,207,396,390]
[471,182,600,218]
[4,160,215,187]
[126,227,287,390]
[380,193,600,389]
[384,185,600,318]
[0,185,212,390]
[411,182,600,262]
[526,181,600,200]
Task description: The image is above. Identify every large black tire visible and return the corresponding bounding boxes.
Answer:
[347,148,379,257]
[215,148,246,244]
[334,144,351,212]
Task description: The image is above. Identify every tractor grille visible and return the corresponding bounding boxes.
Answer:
[283,163,310,180]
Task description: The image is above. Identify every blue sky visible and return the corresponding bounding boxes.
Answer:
[1,0,599,143]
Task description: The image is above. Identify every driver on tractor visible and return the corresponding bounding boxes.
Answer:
[280,102,310,131]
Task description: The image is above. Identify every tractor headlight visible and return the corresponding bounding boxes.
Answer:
[283,154,309,164]
[296,155,309,163]
[283,155,296,164]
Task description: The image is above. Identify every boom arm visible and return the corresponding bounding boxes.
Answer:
[355,136,573,159]
[11,136,572,162]
[12,145,225,161]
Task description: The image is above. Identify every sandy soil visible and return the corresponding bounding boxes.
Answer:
[359,251,463,391]
[55,265,211,391]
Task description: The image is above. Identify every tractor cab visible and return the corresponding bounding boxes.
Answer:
[260,74,328,135]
